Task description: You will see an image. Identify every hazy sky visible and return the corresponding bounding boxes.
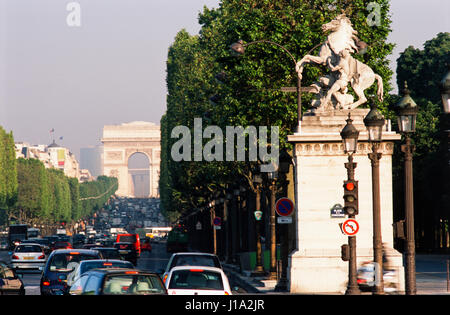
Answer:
[0,0,448,159]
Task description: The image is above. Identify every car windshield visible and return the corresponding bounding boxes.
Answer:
[97,249,121,259]
[168,270,224,290]
[15,245,42,253]
[172,255,220,269]
[103,274,165,295]
[49,253,98,272]
[114,243,133,250]
[118,235,136,243]
[80,261,133,274]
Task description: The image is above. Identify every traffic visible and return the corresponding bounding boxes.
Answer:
[0,197,241,295]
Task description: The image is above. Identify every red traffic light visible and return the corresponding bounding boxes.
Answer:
[345,182,355,191]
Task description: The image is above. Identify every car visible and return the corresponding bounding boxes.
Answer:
[140,238,152,252]
[11,243,46,271]
[82,243,103,250]
[93,247,122,260]
[162,252,222,284]
[113,242,138,266]
[67,259,134,290]
[40,249,101,295]
[116,234,141,257]
[53,241,72,250]
[0,261,25,295]
[22,238,52,255]
[68,269,167,295]
[165,266,232,295]
[357,261,399,293]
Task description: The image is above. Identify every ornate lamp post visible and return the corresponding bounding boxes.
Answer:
[363,103,385,295]
[251,173,266,276]
[267,170,278,280]
[340,114,361,295]
[395,82,418,295]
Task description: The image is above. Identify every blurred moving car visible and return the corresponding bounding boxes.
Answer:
[40,249,101,295]
[357,261,399,293]
[162,252,222,284]
[0,261,25,295]
[165,266,232,295]
[93,247,122,260]
[114,242,138,266]
[67,259,134,289]
[11,243,46,271]
[69,269,167,295]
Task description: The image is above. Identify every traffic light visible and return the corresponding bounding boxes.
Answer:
[343,180,358,216]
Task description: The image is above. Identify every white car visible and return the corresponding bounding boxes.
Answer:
[11,243,46,271]
[162,252,222,284]
[165,266,232,295]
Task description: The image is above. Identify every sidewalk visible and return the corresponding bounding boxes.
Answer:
[223,254,450,295]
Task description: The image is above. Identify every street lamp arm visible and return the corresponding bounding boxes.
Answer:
[242,40,298,69]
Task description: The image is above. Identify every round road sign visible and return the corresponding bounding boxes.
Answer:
[342,219,359,236]
[275,198,294,217]
[213,217,221,226]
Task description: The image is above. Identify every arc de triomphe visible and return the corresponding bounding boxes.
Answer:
[101,121,160,198]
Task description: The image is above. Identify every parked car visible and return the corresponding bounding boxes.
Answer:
[113,242,138,266]
[40,249,101,295]
[165,266,232,295]
[69,269,167,295]
[0,261,25,295]
[162,252,222,284]
[116,234,140,257]
[67,259,134,290]
[92,247,122,260]
[11,243,46,271]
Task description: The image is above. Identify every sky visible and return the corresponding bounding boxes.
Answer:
[0,0,448,160]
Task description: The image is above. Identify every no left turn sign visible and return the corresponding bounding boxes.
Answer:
[342,219,359,236]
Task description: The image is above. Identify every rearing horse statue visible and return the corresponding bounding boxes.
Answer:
[295,14,383,111]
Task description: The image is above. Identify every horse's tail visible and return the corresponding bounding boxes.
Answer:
[375,74,383,102]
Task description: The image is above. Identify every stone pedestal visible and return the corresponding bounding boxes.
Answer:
[287,109,405,294]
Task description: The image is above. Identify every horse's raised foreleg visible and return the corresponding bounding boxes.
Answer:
[296,55,327,78]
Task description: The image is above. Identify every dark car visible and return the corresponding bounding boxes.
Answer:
[92,247,122,260]
[40,249,101,295]
[113,242,138,266]
[68,269,167,295]
[53,241,72,250]
[0,261,25,295]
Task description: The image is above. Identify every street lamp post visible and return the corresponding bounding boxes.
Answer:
[340,114,361,295]
[395,82,418,295]
[268,170,278,280]
[363,103,386,295]
[252,173,266,276]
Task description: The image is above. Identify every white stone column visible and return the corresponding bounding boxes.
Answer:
[287,109,405,293]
